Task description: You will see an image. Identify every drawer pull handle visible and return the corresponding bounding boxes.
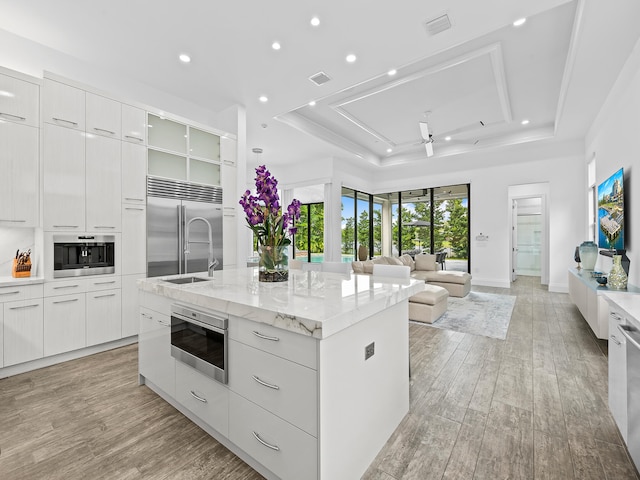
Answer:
[124,197,144,201]
[93,293,116,298]
[9,303,39,310]
[124,135,144,142]
[54,285,79,289]
[125,207,145,211]
[252,431,280,451]
[93,127,115,135]
[52,117,78,126]
[610,313,623,321]
[0,219,26,223]
[94,226,116,229]
[252,331,280,342]
[0,112,26,121]
[141,312,153,319]
[189,390,207,403]
[252,375,280,390]
[53,298,79,304]
[0,291,20,295]
[94,281,116,285]
[611,334,621,346]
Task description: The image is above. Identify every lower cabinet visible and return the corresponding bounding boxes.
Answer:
[229,391,317,480]
[0,307,3,368]
[4,298,44,367]
[139,307,175,397]
[86,289,121,346]
[609,307,628,442]
[44,293,86,356]
[175,360,228,436]
[121,274,144,338]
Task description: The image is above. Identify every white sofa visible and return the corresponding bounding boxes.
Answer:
[352,253,472,298]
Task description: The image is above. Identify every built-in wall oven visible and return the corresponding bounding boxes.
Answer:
[53,235,115,278]
[170,304,228,384]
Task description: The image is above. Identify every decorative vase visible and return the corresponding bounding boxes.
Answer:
[258,245,289,282]
[608,254,628,290]
[574,246,581,269]
[579,241,598,271]
[358,244,368,261]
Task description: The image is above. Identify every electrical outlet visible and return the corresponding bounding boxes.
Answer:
[365,342,375,360]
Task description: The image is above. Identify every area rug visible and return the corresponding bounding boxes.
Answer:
[415,291,516,340]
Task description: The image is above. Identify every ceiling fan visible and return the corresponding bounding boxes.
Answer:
[418,121,434,157]
[418,118,486,157]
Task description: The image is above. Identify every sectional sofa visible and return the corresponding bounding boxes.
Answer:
[352,253,471,298]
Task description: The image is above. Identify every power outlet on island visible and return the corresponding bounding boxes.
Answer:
[365,342,375,360]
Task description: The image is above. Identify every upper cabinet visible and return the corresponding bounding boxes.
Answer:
[43,79,85,131]
[122,104,146,144]
[86,92,121,139]
[0,71,39,127]
[148,114,186,153]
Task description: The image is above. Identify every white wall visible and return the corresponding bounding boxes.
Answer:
[586,35,640,288]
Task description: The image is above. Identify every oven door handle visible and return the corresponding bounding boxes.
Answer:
[173,315,226,335]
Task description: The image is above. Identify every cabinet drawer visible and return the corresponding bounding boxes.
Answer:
[229,316,317,369]
[0,283,43,302]
[229,340,317,436]
[229,391,317,480]
[175,361,228,436]
[85,276,121,292]
[44,279,87,297]
[140,291,174,316]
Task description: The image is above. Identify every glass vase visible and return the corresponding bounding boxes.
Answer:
[258,245,289,282]
[608,254,628,290]
[579,241,598,271]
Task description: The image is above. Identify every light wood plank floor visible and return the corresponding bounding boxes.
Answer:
[1,276,638,479]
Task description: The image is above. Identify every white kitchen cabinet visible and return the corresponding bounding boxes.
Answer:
[121,104,146,144]
[121,205,146,275]
[121,142,146,205]
[0,70,39,127]
[3,298,44,367]
[44,293,86,356]
[43,78,85,131]
[43,123,86,231]
[0,121,39,227]
[86,135,121,232]
[567,269,609,339]
[176,360,228,435]
[139,307,175,396]
[0,306,3,368]
[86,289,121,346]
[609,307,627,442]
[222,209,237,270]
[86,92,121,139]
[121,274,144,338]
[220,136,237,167]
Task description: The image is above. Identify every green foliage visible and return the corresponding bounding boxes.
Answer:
[446,198,468,258]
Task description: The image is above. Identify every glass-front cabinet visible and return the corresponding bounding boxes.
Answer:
[147,114,221,186]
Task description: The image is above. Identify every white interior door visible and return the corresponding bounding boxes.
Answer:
[512,199,518,282]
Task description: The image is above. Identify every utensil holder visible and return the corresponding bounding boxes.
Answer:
[12,258,32,278]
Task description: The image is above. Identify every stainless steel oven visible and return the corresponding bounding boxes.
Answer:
[170,304,228,384]
[53,235,115,278]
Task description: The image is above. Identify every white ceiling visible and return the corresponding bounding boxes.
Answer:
[1,0,639,169]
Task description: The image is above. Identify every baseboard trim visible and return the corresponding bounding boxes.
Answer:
[471,278,511,289]
[548,283,569,293]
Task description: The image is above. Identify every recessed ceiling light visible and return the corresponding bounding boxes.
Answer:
[178,53,191,63]
[346,54,357,63]
[259,95,269,103]
[444,136,452,141]
[310,16,320,27]
[272,41,281,50]
[387,69,397,76]
[513,17,526,27]
[521,119,530,125]
[308,100,316,107]
[386,148,393,153]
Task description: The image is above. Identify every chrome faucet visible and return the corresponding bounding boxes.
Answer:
[184,216,218,277]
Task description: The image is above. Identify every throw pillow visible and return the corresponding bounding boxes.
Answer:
[388,257,404,266]
[351,261,364,274]
[415,253,436,271]
[363,260,375,274]
[399,254,416,271]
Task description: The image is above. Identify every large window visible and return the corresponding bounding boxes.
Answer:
[342,184,470,272]
[294,202,324,263]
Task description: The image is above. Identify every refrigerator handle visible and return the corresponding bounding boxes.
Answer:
[178,205,184,275]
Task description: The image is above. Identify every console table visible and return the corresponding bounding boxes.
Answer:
[568,268,639,339]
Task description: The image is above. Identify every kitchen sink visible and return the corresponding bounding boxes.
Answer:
[164,276,212,285]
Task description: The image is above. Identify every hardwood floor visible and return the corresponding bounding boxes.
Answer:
[0,276,637,479]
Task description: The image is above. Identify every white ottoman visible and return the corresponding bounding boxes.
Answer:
[409,284,449,324]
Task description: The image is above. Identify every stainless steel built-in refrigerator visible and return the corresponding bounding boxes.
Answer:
[146,176,223,277]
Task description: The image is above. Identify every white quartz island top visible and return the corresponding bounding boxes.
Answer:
[138,267,424,339]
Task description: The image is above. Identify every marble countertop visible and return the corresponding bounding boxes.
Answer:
[138,268,425,339]
[0,276,44,287]
[602,290,640,325]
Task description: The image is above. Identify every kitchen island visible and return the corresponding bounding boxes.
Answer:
[138,267,424,480]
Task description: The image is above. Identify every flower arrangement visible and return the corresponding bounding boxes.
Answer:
[239,165,301,281]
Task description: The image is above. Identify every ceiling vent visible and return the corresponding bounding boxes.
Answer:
[424,14,451,36]
[309,71,331,86]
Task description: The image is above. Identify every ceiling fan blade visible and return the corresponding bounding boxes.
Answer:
[419,121,430,140]
[425,141,434,157]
